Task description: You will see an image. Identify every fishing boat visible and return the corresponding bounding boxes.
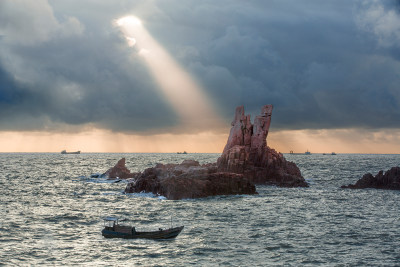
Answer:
[101,217,184,239]
[305,150,311,155]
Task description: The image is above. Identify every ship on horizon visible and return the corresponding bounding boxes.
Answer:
[61,150,80,154]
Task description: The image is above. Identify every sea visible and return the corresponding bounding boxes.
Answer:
[1,153,400,266]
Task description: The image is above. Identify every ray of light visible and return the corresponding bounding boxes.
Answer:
[116,16,223,129]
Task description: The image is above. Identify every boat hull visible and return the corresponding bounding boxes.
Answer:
[102,226,184,239]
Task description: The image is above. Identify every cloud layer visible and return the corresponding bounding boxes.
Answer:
[1,0,399,134]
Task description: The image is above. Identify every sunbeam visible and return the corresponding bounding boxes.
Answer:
[116,15,223,130]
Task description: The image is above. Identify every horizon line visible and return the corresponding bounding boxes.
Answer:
[0,151,399,155]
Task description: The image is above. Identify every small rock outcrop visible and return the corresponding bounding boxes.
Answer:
[341,167,400,190]
[217,105,308,187]
[125,160,257,200]
[102,158,135,179]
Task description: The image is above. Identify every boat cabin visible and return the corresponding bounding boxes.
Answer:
[103,216,120,228]
[103,217,135,234]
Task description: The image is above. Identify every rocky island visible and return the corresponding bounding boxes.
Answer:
[102,105,308,199]
[216,105,307,187]
[125,160,256,200]
[102,158,135,179]
[341,167,400,190]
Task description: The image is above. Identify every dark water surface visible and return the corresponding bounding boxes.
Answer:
[1,153,399,266]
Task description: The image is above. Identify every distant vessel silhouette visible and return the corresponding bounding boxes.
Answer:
[177,151,188,154]
[305,150,311,155]
[61,150,80,154]
[323,152,337,155]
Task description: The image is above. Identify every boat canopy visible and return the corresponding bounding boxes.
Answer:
[104,216,119,221]
[103,216,127,222]
[103,217,128,228]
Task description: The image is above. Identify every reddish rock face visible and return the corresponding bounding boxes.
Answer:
[103,158,135,179]
[124,160,257,200]
[341,167,400,190]
[217,105,308,187]
[222,106,253,153]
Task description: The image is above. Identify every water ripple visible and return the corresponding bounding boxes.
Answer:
[0,153,400,266]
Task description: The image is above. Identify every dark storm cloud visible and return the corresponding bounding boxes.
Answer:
[0,0,178,132]
[0,0,399,133]
[161,0,400,130]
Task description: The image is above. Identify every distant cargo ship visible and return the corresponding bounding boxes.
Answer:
[323,152,337,155]
[61,150,80,154]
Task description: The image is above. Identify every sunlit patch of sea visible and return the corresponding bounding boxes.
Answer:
[0,153,400,266]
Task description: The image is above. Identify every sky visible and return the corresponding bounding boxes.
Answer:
[0,0,400,153]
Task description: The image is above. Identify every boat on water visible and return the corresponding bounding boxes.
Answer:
[177,151,188,154]
[101,217,184,239]
[305,150,311,155]
[61,150,80,154]
[323,152,337,155]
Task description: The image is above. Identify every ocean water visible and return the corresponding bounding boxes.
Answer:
[1,153,400,266]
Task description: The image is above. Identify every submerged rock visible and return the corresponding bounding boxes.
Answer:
[341,167,400,190]
[217,105,308,187]
[125,160,256,200]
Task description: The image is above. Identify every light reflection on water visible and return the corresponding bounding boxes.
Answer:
[0,153,400,266]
